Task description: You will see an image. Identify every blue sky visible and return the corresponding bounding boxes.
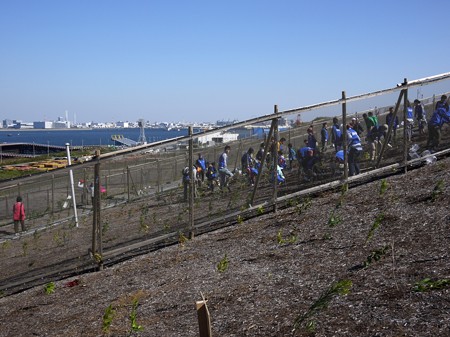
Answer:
[1,0,449,124]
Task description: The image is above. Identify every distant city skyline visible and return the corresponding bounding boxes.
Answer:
[1,1,449,123]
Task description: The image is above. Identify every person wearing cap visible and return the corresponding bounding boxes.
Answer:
[350,117,364,136]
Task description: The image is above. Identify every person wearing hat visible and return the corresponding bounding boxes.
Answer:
[350,117,364,137]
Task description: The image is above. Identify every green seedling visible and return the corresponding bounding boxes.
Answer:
[102,218,110,234]
[328,211,341,227]
[44,282,55,295]
[94,253,103,264]
[276,230,297,245]
[130,298,144,332]
[363,245,389,268]
[140,215,149,233]
[365,213,384,244]
[102,304,115,333]
[379,179,388,195]
[296,197,312,215]
[431,180,444,202]
[178,232,188,247]
[2,240,11,251]
[257,206,264,215]
[217,254,229,273]
[237,215,244,224]
[293,279,352,332]
[414,278,450,292]
[322,233,332,241]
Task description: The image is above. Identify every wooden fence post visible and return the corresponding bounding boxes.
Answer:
[273,105,279,212]
[342,91,348,181]
[188,126,195,239]
[92,161,103,270]
[403,78,408,173]
[51,174,55,214]
[127,166,131,202]
[250,118,276,207]
[157,160,161,193]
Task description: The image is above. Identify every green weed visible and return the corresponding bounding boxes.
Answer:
[379,179,388,195]
[365,213,384,244]
[44,282,55,295]
[293,279,352,333]
[178,232,188,247]
[414,278,450,292]
[431,180,444,202]
[276,230,297,245]
[102,304,115,333]
[102,218,110,234]
[130,298,144,333]
[296,197,312,215]
[217,254,229,273]
[363,245,389,268]
[328,211,341,227]
[2,240,11,252]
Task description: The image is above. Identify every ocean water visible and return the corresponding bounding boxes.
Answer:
[0,128,188,147]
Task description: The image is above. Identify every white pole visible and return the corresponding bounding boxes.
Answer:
[66,143,79,227]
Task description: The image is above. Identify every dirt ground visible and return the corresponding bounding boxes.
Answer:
[0,144,449,337]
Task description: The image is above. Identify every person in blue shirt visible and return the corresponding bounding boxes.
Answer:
[206,162,218,192]
[347,125,363,176]
[195,153,207,186]
[306,127,317,153]
[218,145,233,191]
[435,95,449,111]
[287,143,296,170]
[331,117,343,153]
[297,140,318,181]
[332,150,345,176]
[278,150,287,170]
[427,107,450,151]
[320,122,328,153]
[385,107,399,144]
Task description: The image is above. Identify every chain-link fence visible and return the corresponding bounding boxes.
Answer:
[0,76,449,295]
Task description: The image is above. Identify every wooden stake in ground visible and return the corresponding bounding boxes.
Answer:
[196,293,212,337]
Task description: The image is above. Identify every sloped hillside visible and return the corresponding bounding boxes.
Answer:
[0,156,449,337]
